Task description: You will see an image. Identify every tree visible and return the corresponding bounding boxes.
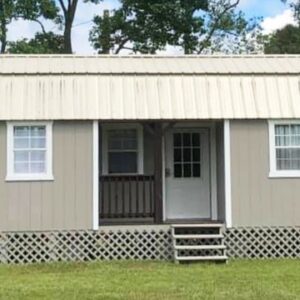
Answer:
[90,0,258,54]
[264,25,300,54]
[0,0,57,53]
[7,32,64,54]
[57,0,102,54]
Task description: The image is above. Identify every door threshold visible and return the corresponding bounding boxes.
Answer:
[165,219,222,224]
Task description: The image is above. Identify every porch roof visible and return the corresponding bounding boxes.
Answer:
[0,55,300,120]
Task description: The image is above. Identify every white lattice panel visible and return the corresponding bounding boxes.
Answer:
[225,227,300,259]
[0,227,173,264]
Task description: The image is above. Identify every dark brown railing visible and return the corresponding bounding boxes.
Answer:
[99,175,155,220]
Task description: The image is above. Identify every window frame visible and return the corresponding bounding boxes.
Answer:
[102,124,144,175]
[6,121,54,181]
[269,120,300,178]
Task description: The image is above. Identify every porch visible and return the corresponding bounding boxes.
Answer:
[97,121,226,226]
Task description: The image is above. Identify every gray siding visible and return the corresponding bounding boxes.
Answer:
[231,120,300,227]
[0,121,93,231]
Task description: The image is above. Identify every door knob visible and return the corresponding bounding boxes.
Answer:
[165,168,171,177]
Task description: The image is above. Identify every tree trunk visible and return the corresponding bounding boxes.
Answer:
[63,18,73,53]
[0,0,7,54]
[60,0,78,54]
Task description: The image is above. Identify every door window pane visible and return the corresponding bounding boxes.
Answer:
[173,132,201,178]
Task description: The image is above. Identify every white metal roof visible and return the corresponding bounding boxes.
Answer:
[0,55,300,120]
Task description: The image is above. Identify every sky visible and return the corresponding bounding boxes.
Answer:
[7,0,297,54]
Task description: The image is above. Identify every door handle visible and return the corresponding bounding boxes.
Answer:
[165,168,171,177]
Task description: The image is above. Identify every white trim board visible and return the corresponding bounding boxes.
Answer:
[268,119,300,178]
[101,123,144,175]
[224,120,232,228]
[92,121,99,230]
[6,121,54,181]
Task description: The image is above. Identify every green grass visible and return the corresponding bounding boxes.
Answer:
[0,260,299,300]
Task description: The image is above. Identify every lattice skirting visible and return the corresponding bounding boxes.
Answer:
[0,226,173,264]
[0,226,300,264]
[224,227,300,259]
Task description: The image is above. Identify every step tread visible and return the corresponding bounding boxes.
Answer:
[173,234,224,239]
[175,255,228,261]
[171,224,223,228]
[174,245,226,250]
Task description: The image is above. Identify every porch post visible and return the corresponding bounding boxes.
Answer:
[92,121,99,230]
[224,120,232,228]
[154,123,163,223]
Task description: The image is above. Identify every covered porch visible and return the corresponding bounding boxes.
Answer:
[96,121,227,226]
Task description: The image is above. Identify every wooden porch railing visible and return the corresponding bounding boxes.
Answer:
[99,175,155,220]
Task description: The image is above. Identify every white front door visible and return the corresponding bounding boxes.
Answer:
[165,128,211,219]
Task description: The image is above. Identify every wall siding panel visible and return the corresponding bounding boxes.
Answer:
[0,121,93,231]
[231,120,300,227]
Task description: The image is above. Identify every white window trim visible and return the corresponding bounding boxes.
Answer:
[6,121,54,181]
[101,123,144,175]
[269,120,300,178]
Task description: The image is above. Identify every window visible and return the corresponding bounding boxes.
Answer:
[269,120,300,177]
[6,122,53,181]
[102,125,143,174]
[173,132,201,178]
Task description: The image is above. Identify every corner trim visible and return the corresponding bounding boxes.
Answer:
[224,120,232,228]
[92,121,99,230]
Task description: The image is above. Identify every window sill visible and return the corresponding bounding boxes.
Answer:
[269,171,300,178]
[5,174,54,182]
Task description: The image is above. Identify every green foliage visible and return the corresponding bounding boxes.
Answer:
[7,32,64,54]
[264,25,300,54]
[0,0,58,53]
[90,0,259,54]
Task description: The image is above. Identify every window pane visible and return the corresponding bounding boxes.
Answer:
[275,135,289,146]
[276,148,300,170]
[30,162,46,173]
[108,129,137,150]
[31,138,46,148]
[31,126,46,137]
[174,164,182,178]
[174,148,182,162]
[192,148,200,162]
[275,125,289,135]
[291,125,300,135]
[108,152,137,173]
[192,133,200,147]
[183,133,191,147]
[183,148,191,162]
[109,139,122,150]
[123,139,137,150]
[183,163,191,177]
[14,162,29,173]
[291,135,300,146]
[193,163,201,177]
[14,151,29,162]
[174,133,181,147]
[31,150,46,162]
[14,126,29,137]
[14,138,29,149]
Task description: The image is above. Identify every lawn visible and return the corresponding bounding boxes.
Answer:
[0,260,299,300]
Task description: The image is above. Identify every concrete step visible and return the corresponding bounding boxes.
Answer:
[175,255,228,261]
[171,224,223,228]
[173,234,224,239]
[174,245,226,250]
